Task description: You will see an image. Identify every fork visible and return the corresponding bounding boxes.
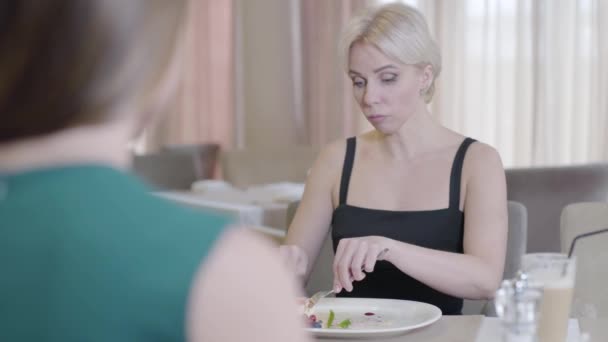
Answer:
[304,248,389,315]
[303,290,334,316]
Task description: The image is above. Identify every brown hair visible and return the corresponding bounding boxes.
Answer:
[0,0,184,143]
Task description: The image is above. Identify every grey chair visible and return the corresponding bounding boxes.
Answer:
[162,143,219,180]
[560,202,608,319]
[132,143,219,190]
[286,200,528,316]
[506,163,608,253]
[503,201,528,279]
[286,201,333,296]
[464,201,527,315]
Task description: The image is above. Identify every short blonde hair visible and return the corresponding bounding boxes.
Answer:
[340,2,441,103]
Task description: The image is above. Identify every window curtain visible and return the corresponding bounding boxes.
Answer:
[143,0,234,152]
[379,0,608,167]
[429,0,536,166]
[300,0,368,145]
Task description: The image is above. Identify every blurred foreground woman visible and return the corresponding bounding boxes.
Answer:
[0,1,310,341]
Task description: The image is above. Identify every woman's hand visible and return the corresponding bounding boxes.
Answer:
[333,236,391,293]
[279,244,309,278]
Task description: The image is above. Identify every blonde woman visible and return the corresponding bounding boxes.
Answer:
[281,2,507,315]
[0,1,309,341]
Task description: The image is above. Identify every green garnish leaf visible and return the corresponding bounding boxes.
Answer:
[326,310,335,328]
[338,319,352,329]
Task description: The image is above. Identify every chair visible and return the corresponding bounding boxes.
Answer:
[560,202,608,319]
[506,163,608,253]
[162,143,219,180]
[286,200,334,296]
[221,145,319,188]
[133,152,199,190]
[286,200,528,317]
[464,201,528,315]
[502,201,529,279]
[132,143,219,190]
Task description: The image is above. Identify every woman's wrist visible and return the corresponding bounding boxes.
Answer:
[376,236,398,262]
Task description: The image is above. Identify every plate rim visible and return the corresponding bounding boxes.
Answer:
[304,297,443,336]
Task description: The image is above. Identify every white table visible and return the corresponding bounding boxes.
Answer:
[315,315,482,342]
[314,316,605,342]
[156,191,288,241]
[579,318,608,342]
[157,191,289,227]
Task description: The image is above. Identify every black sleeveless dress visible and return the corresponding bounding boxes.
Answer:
[331,137,476,315]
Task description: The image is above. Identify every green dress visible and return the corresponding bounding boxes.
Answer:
[0,165,231,341]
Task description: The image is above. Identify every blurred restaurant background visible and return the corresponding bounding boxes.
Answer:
[134,0,607,165]
[131,0,608,267]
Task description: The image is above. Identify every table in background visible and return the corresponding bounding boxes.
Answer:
[580,318,608,342]
[157,191,289,228]
[156,191,287,242]
[315,315,482,342]
[315,316,607,342]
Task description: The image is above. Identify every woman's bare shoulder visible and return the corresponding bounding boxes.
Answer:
[466,141,503,167]
[315,132,376,171]
[462,140,505,183]
[313,138,349,172]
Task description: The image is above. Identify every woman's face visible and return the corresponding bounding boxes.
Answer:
[348,42,429,134]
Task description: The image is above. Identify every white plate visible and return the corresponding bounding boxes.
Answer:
[305,297,442,339]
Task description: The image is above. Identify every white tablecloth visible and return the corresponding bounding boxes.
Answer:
[316,316,601,342]
[474,317,581,342]
[156,191,289,236]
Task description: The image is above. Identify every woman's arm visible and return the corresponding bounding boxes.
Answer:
[282,141,344,280]
[189,228,312,342]
[334,143,508,300]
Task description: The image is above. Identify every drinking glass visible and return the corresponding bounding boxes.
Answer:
[521,253,576,342]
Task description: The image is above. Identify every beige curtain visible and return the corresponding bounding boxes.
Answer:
[428,0,536,166]
[142,0,608,168]
[144,0,234,152]
[387,0,608,167]
[531,0,608,165]
[303,0,608,165]
[300,0,369,145]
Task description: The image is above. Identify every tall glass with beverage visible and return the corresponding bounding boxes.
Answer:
[521,253,576,342]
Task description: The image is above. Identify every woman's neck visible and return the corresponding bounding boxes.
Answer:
[0,123,133,174]
[375,107,446,161]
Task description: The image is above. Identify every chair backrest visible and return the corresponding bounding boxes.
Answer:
[221,145,319,188]
[286,200,333,296]
[132,152,199,190]
[286,200,528,309]
[465,201,528,315]
[505,163,608,253]
[560,202,608,319]
[503,201,528,279]
[162,143,219,180]
[132,143,219,190]
[560,202,608,254]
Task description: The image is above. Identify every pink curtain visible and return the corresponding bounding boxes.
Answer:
[300,0,368,145]
[148,0,234,150]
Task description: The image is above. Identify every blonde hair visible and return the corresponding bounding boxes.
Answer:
[340,2,441,103]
